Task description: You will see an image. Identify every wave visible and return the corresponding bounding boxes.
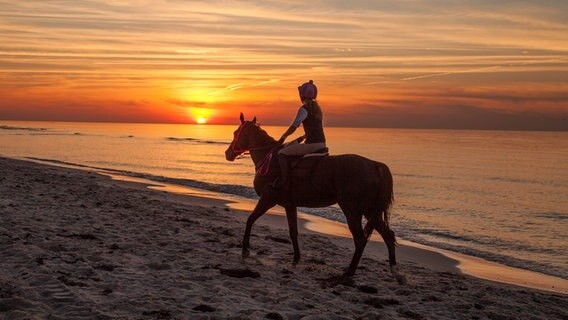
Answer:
[24,156,568,280]
[0,125,48,132]
[394,224,568,279]
[166,137,229,145]
[34,132,86,136]
[0,125,89,137]
[487,176,541,185]
[397,229,567,279]
[533,211,568,221]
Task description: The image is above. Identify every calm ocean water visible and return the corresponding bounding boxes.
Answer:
[1,121,567,279]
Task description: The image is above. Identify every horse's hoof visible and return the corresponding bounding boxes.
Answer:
[241,249,250,260]
[390,265,407,284]
[292,255,301,266]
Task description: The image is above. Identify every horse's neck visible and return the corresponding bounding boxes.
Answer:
[250,149,269,166]
[249,131,276,166]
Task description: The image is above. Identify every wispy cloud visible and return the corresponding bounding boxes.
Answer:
[0,0,567,129]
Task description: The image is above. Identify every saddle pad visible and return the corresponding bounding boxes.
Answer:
[302,152,329,158]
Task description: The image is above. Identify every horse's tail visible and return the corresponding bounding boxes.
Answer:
[376,162,396,244]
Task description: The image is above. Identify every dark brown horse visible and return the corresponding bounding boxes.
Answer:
[225,113,404,282]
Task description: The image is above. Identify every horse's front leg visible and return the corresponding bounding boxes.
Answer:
[285,206,300,265]
[242,195,277,260]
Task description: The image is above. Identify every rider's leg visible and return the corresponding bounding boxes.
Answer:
[276,143,327,190]
[277,153,290,191]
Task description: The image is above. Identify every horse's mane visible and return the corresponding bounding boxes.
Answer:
[252,123,276,144]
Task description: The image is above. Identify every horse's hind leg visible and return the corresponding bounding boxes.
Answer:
[375,219,406,283]
[242,195,277,259]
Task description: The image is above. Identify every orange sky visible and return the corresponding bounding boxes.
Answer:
[0,1,567,130]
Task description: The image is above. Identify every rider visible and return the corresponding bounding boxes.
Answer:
[276,80,327,190]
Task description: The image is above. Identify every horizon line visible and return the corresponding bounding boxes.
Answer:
[1,118,566,133]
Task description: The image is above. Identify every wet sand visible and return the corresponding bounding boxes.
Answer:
[0,157,566,319]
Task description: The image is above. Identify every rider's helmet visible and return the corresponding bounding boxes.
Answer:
[298,80,317,101]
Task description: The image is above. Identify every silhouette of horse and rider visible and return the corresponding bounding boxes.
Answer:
[225,80,404,283]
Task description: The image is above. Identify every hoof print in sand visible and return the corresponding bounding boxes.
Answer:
[319,275,354,288]
[95,264,115,272]
[306,258,326,265]
[364,297,400,309]
[147,263,172,271]
[57,276,88,287]
[281,268,293,275]
[212,227,234,236]
[142,309,172,318]
[264,235,290,244]
[193,304,216,312]
[57,233,98,240]
[220,268,260,278]
[399,307,424,320]
[265,312,285,320]
[357,285,378,294]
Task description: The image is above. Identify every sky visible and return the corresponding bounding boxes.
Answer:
[0,0,567,130]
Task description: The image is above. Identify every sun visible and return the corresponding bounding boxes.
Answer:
[188,107,213,125]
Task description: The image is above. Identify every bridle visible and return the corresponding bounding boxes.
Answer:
[228,121,280,176]
[229,120,306,176]
[229,121,280,158]
[229,122,249,155]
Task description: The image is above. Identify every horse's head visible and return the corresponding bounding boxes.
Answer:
[225,112,258,161]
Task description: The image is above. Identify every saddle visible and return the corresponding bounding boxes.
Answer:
[287,147,329,180]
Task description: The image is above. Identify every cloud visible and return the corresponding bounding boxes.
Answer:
[325,102,568,131]
[0,0,567,129]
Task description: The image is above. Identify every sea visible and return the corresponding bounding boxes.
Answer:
[1,121,566,280]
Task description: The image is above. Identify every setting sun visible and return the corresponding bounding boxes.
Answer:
[188,107,213,125]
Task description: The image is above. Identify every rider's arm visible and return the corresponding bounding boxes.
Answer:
[279,126,296,144]
[279,107,307,143]
[292,107,308,128]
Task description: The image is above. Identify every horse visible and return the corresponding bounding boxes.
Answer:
[225,113,404,282]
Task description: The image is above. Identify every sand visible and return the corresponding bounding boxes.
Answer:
[0,157,566,320]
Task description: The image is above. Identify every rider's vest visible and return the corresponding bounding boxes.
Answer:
[302,105,326,144]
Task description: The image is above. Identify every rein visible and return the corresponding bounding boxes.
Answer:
[255,146,280,176]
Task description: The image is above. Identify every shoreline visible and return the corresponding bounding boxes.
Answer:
[1,157,567,319]
[26,156,568,295]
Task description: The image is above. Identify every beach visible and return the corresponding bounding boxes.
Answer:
[1,157,566,319]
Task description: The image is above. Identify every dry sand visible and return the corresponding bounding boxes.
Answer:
[0,157,566,320]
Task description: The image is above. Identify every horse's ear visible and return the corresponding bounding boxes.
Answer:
[252,117,256,124]
[240,112,244,124]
